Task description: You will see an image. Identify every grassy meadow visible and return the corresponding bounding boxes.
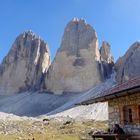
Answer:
[0,119,107,140]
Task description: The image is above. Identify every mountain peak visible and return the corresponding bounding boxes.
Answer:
[116,41,140,83]
[46,19,104,94]
[100,41,114,63]
[16,30,39,41]
[58,18,97,56]
[71,17,87,24]
[0,31,51,95]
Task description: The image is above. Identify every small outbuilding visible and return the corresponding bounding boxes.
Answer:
[82,77,140,134]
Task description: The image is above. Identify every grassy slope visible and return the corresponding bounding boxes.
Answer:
[0,120,107,140]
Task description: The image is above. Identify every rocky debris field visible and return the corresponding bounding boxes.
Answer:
[0,119,43,135]
[0,116,108,140]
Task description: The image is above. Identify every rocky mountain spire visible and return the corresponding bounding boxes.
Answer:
[0,31,51,95]
[45,18,104,94]
[115,41,140,83]
[0,19,116,95]
[100,41,114,63]
[100,41,114,79]
[58,18,100,60]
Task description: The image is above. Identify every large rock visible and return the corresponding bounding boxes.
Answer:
[115,41,140,83]
[100,41,114,79]
[45,18,105,94]
[100,41,114,63]
[0,31,50,95]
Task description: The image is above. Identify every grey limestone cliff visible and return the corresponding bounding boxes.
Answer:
[0,31,50,95]
[45,18,111,94]
[115,41,140,83]
[100,41,114,79]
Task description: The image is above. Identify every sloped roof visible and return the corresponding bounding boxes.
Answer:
[81,76,140,105]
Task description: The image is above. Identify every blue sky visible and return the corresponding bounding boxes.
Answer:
[0,0,140,62]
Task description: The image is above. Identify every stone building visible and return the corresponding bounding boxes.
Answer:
[82,77,140,134]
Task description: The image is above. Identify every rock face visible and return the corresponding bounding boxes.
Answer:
[114,56,124,72]
[115,42,140,83]
[100,41,114,63]
[0,18,115,95]
[45,18,113,94]
[0,31,50,95]
[100,41,114,79]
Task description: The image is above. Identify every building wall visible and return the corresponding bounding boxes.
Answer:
[108,92,140,134]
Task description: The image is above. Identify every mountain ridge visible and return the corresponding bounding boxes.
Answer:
[0,18,140,96]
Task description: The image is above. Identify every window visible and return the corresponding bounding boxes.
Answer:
[128,108,133,123]
[123,106,132,124]
[122,105,140,125]
[139,105,140,123]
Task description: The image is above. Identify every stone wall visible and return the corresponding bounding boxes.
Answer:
[108,92,140,134]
